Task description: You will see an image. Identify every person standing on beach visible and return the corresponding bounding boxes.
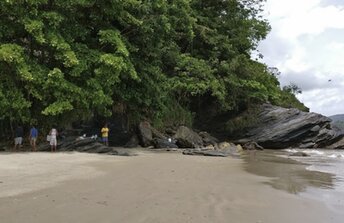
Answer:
[49,127,58,152]
[101,124,109,146]
[13,126,24,152]
[29,126,38,152]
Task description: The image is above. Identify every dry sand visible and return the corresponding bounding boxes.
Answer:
[0,151,342,223]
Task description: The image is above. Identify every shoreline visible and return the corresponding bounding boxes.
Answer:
[0,150,343,223]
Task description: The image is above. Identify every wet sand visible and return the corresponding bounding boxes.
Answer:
[0,150,343,223]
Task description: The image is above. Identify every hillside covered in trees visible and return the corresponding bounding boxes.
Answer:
[0,0,307,135]
[329,114,344,131]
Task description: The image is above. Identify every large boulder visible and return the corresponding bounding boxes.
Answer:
[138,121,153,147]
[174,126,203,148]
[137,121,167,147]
[236,104,343,149]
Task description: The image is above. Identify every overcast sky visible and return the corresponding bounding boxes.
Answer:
[258,0,344,116]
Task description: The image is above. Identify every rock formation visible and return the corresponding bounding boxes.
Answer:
[235,104,343,149]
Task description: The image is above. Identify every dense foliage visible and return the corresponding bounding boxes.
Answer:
[0,0,307,133]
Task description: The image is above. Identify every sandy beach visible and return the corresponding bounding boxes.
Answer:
[0,150,343,223]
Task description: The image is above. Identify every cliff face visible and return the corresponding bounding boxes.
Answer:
[235,104,343,149]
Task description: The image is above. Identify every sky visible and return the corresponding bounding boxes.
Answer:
[257,0,344,116]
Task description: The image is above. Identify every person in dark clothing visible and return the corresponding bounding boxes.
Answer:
[29,126,38,152]
[13,126,24,152]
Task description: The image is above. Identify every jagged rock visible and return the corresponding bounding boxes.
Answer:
[137,121,167,147]
[60,138,96,151]
[183,141,241,157]
[236,104,343,149]
[75,142,103,152]
[299,142,315,148]
[313,128,339,147]
[174,126,203,148]
[153,138,178,149]
[35,136,136,156]
[326,137,344,149]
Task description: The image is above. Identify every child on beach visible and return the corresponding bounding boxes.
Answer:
[101,124,109,146]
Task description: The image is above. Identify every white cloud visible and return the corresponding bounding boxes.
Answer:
[258,0,344,116]
[278,5,344,38]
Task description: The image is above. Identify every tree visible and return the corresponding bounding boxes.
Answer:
[283,83,302,95]
[0,0,307,133]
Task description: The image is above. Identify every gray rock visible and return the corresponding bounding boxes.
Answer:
[298,142,315,148]
[310,125,321,132]
[35,137,136,156]
[183,142,241,157]
[236,104,343,149]
[138,121,153,147]
[326,137,344,149]
[174,126,203,148]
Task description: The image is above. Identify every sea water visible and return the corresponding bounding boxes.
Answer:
[284,149,344,214]
[284,149,344,187]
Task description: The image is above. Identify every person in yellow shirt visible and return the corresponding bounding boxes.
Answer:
[101,124,109,146]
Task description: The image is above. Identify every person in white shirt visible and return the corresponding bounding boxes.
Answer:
[49,127,58,152]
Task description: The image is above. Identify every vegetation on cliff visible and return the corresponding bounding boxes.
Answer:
[0,0,307,134]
